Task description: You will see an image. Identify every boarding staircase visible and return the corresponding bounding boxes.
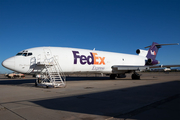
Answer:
[26,57,36,73]
[36,55,66,88]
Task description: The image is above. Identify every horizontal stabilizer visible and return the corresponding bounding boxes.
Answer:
[145,43,179,49]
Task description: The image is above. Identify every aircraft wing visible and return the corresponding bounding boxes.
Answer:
[111,64,180,72]
[149,65,180,68]
[111,65,149,71]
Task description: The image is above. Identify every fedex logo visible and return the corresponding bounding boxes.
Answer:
[72,51,105,65]
[150,50,156,55]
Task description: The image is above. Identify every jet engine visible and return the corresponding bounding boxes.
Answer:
[146,58,153,64]
[136,49,148,57]
[146,59,160,65]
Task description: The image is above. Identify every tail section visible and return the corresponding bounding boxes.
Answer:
[145,42,179,65]
[146,42,159,61]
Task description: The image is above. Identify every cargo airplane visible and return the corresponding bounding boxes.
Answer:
[2,42,180,80]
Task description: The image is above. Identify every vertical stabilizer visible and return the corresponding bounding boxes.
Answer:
[146,42,160,60]
[145,42,179,65]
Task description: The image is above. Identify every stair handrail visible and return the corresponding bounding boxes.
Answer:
[52,56,66,85]
[43,55,66,87]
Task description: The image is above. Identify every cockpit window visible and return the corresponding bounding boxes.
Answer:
[16,52,33,56]
[28,53,32,56]
[22,53,27,56]
[16,53,23,56]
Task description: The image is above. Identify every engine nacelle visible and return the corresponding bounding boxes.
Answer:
[136,49,148,57]
[147,58,153,64]
[146,59,160,65]
[136,49,160,65]
[136,49,140,54]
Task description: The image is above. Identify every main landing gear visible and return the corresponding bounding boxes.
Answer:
[110,74,116,79]
[131,72,141,80]
[110,72,141,80]
[110,74,126,79]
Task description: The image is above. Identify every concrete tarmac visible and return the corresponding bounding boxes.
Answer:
[0,72,179,120]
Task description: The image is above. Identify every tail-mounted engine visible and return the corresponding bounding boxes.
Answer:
[136,49,160,65]
[146,59,160,65]
[136,49,148,57]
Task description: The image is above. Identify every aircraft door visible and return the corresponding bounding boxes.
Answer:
[43,48,52,59]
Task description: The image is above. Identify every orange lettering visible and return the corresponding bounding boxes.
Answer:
[92,53,105,65]
[92,53,99,65]
[99,57,105,65]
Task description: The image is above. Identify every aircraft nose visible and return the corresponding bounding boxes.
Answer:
[2,57,15,71]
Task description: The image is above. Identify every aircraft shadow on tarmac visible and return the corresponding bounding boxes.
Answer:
[0,77,110,87]
[0,76,158,87]
[66,76,157,81]
[0,79,36,87]
[66,76,111,81]
[30,81,180,119]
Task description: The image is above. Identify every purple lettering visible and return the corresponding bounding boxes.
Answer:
[72,51,80,64]
[80,55,87,65]
[87,53,94,65]
[72,51,96,65]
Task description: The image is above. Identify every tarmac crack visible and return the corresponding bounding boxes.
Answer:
[0,104,27,120]
[0,104,6,111]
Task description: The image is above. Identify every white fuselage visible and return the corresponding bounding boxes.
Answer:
[2,47,146,74]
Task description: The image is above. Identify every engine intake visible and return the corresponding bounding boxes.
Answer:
[147,59,153,64]
[136,49,148,57]
[136,49,140,54]
[146,59,160,65]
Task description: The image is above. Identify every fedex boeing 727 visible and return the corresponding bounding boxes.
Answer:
[1,42,180,87]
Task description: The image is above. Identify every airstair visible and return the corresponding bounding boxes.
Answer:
[35,56,66,88]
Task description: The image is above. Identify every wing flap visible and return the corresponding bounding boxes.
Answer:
[112,65,149,71]
[149,65,180,68]
[112,64,180,72]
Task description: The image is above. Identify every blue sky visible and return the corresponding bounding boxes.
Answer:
[0,0,180,73]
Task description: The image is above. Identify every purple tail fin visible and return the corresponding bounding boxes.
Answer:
[145,42,161,65]
[145,42,179,65]
[146,42,160,60]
